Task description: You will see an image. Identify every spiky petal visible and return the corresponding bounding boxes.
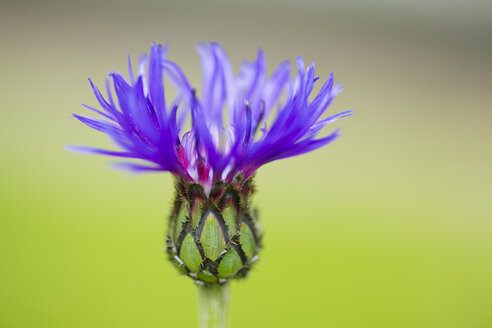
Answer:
[71,43,352,189]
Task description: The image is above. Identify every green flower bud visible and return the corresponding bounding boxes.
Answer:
[167,177,261,284]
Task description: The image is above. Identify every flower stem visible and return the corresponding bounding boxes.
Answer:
[197,283,230,328]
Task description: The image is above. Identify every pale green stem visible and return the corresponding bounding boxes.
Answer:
[197,284,230,328]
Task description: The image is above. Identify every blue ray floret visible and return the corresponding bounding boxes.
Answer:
[72,43,352,190]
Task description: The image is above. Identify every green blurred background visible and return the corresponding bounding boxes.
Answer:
[1,0,491,327]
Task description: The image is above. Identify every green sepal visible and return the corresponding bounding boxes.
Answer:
[199,213,227,261]
[240,221,256,259]
[218,248,242,279]
[173,205,187,243]
[222,203,238,237]
[191,197,203,229]
[197,270,219,284]
[179,233,202,272]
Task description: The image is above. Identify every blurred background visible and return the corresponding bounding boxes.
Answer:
[1,0,491,327]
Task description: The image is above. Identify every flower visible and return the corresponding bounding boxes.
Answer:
[72,43,352,191]
[71,42,353,285]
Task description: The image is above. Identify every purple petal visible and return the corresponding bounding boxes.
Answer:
[66,145,141,159]
[73,114,124,137]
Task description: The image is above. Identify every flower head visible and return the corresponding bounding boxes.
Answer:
[72,43,352,190]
